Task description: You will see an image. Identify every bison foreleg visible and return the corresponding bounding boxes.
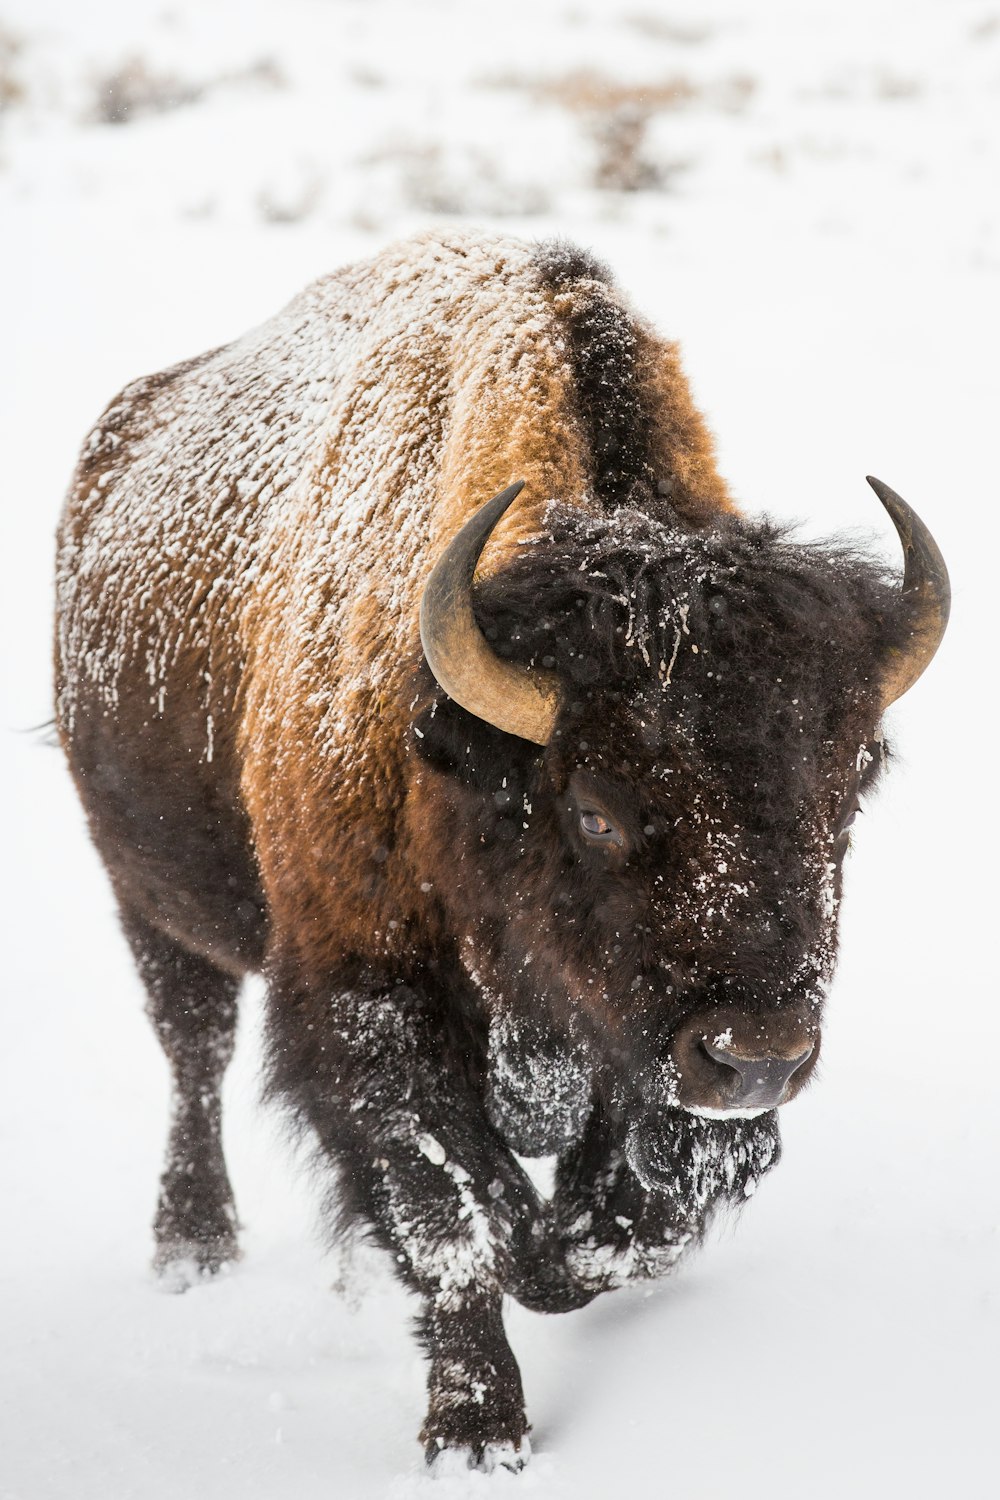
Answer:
[266,977,539,1471]
[544,1104,698,1297]
[548,1104,783,1297]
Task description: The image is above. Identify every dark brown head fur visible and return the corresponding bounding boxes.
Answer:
[407,498,912,1153]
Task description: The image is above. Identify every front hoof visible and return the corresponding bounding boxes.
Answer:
[508,1225,601,1313]
[421,1391,530,1477]
[152,1236,241,1291]
[426,1436,531,1476]
[508,1217,601,1313]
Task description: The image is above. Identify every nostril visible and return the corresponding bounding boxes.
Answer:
[701,1039,815,1106]
[787,1043,814,1079]
[700,1038,744,1083]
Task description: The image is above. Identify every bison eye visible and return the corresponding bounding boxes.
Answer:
[579,810,623,847]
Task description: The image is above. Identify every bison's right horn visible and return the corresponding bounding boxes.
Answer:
[419,481,562,746]
[867,476,951,709]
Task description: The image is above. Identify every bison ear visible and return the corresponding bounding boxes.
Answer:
[411,694,535,791]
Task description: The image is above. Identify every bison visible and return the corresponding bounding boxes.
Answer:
[54,231,949,1472]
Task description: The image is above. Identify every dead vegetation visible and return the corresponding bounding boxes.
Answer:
[530,68,755,117]
[257,166,322,224]
[874,71,921,101]
[0,26,24,114]
[591,104,678,193]
[363,140,551,218]
[91,56,283,125]
[515,68,754,193]
[624,13,711,46]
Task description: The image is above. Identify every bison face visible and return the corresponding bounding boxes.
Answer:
[412,486,947,1163]
[412,684,869,1151]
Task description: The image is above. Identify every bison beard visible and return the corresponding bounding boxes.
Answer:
[54,231,947,1472]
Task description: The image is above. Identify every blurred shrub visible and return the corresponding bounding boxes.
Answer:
[0,26,23,114]
[91,56,283,125]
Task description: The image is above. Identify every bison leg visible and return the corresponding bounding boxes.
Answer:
[121,909,241,1287]
[549,1104,782,1298]
[267,978,539,1471]
[548,1104,699,1297]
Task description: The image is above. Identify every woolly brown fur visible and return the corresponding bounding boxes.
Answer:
[53,230,920,1468]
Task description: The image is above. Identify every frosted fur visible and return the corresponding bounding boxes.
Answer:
[319,983,518,1311]
[380,1153,505,1311]
[5,0,980,1489]
[564,1227,690,1289]
[625,1113,780,1210]
[53,228,913,1469]
[55,230,593,967]
[485,1008,592,1157]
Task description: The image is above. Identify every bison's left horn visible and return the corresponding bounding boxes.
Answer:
[419,481,562,745]
[867,476,951,709]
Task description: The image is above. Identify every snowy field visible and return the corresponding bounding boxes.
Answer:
[1,1,998,1495]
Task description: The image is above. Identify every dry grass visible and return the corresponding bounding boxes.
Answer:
[874,71,922,101]
[511,68,753,194]
[257,169,322,225]
[532,69,695,115]
[624,13,712,46]
[361,140,552,218]
[591,105,683,193]
[530,67,755,117]
[93,58,202,124]
[90,56,283,125]
[0,25,24,113]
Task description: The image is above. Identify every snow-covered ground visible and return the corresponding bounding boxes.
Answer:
[1,2,997,1495]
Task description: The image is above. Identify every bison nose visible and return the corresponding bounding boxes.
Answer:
[702,1039,814,1111]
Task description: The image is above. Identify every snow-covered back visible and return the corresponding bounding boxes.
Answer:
[1,2,997,1496]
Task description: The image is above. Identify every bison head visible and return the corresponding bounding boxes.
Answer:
[412,480,948,1181]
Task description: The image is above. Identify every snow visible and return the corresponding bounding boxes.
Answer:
[1,0,998,1496]
[684,1104,770,1120]
[418,1133,449,1168]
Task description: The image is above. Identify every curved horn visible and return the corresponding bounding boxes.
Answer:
[419,481,562,745]
[867,476,951,709]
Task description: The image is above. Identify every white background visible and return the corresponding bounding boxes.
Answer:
[1,2,996,1495]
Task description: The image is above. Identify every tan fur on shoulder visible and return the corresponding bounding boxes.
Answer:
[55,230,733,983]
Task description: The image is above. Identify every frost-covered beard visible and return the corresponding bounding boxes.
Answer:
[468,934,785,1215]
[624,1107,782,1206]
[459,810,836,1166]
[485,1010,593,1156]
[461,941,595,1157]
